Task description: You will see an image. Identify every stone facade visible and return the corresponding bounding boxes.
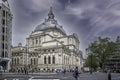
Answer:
[0,1,12,71]
[11,43,27,71]
[12,7,83,72]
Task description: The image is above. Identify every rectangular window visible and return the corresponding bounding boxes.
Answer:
[3,10,5,17]
[5,43,8,49]
[39,37,41,44]
[2,51,4,57]
[36,39,38,44]
[52,56,55,64]
[32,39,34,45]
[2,43,4,49]
[48,56,51,64]
[2,19,5,25]
[6,35,7,41]
[2,27,5,33]
[44,56,46,64]
[9,13,11,17]
[5,51,8,57]
[6,12,7,18]
[2,35,4,41]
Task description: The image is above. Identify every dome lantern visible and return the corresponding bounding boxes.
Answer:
[33,7,66,36]
[48,7,54,19]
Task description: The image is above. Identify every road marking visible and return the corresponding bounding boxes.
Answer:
[13,79,19,80]
[61,77,68,79]
[29,77,60,80]
[4,79,19,80]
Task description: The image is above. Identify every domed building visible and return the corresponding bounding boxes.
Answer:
[12,7,83,72]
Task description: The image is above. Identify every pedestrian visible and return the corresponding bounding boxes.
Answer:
[73,67,79,80]
[21,69,24,73]
[18,69,20,73]
[63,69,66,74]
[108,70,111,80]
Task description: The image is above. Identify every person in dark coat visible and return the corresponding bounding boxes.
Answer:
[108,70,111,80]
[74,67,79,80]
[63,69,66,74]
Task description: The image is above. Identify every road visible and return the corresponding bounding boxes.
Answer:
[0,72,120,80]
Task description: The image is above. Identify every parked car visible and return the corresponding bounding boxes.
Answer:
[83,67,90,72]
[55,69,64,73]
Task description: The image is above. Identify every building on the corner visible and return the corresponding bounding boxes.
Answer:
[0,0,12,71]
[105,36,120,72]
[11,43,28,72]
[12,7,83,72]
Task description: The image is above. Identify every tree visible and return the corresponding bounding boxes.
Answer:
[86,37,116,71]
[86,54,99,71]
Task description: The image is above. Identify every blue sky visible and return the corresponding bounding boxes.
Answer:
[8,0,120,58]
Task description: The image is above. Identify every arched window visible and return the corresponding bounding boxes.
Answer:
[48,56,51,64]
[44,56,46,64]
[52,56,55,64]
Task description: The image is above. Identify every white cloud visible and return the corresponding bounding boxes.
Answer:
[9,0,120,57]
[0,0,2,3]
[30,0,61,12]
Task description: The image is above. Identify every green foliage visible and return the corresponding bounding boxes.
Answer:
[86,55,99,71]
[86,37,116,70]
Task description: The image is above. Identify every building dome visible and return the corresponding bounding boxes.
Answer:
[34,7,66,35]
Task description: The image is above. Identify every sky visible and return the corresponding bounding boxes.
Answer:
[6,0,120,58]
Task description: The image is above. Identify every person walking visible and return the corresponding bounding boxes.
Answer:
[73,67,79,80]
[63,69,66,74]
[108,70,111,80]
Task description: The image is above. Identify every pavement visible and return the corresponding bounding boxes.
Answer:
[0,72,120,80]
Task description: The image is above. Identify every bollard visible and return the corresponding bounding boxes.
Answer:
[108,72,111,80]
